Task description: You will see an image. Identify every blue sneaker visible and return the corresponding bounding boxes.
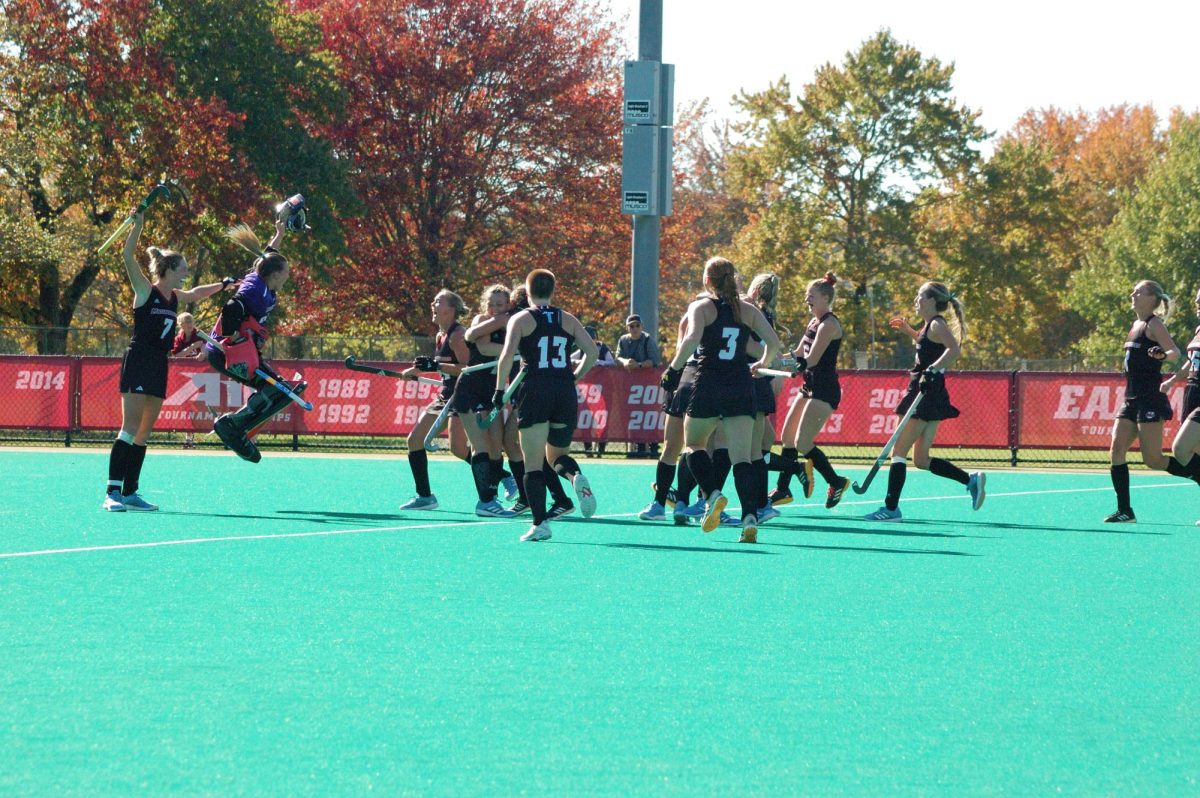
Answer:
[476,499,515,518]
[864,506,902,521]
[102,490,125,512]
[680,499,706,519]
[501,475,519,502]
[719,511,741,527]
[400,495,439,511]
[967,471,986,510]
[121,492,158,512]
[757,505,781,523]
[700,490,728,533]
[639,501,667,521]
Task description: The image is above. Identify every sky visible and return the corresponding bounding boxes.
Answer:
[603,0,1200,140]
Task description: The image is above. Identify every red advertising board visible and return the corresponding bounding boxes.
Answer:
[0,356,74,430]
[1016,372,1186,450]
[12,357,1184,453]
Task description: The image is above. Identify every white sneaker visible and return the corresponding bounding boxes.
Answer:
[739,515,758,544]
[102,490,125,512]
[400,495,439,511]
[700,490,728,534]
[572,473,597,518]
[121,492,159,512]
[520,521,552,542]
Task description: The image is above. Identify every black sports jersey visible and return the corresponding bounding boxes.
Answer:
[695,298,750,374]
[911,315,949,374]
[1122,316,1164,398]
[801,312,841,376]
[466,324,506,367]
[518,306,575,380]
[435,322,463,396]
[129,286,179,353]
[1187,324,1200,384]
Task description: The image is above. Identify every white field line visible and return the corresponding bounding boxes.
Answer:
[0,483,1186,561]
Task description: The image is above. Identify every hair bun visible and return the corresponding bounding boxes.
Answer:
[146,246,163,259]
[823,271,837,285]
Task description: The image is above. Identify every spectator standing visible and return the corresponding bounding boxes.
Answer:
[617,314,662,458]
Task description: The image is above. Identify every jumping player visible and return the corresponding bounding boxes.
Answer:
[772,273,850,510]
[494,269,599,542]
[864,282,985,521]
[662,257,781,543]
[398,290,471,510]
[1103,280,1182,522]
[104,211,235,511]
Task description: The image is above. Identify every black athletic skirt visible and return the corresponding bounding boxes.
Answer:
[895,374,960,422]
[1116,391,1173,424]
[119,343,169,399]
[451,371,493,414]
[663,365,698,418]
[801,370,841,410]
[514,376,577,429]
[687,369,756,419]
[753,375,776,416]
[1183,381,1200,418]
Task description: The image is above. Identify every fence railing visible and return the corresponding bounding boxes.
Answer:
[0,354,1178,465]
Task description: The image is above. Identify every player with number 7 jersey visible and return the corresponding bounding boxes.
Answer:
[103,209,235,513]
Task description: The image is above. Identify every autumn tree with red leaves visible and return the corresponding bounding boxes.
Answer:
[288,0,627,335]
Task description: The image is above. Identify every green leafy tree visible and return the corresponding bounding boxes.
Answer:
[726,30,985,357]
[1071,113,1200,360]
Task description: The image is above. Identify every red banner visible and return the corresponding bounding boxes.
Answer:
[0,356,74,430]
[14,357,1183,452]
[1016,372,1186,450]
[770,370,1013,448]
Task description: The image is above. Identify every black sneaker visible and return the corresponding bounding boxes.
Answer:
[825,476,851,509]
[547,502,575,519]
[509,500,530,516]
[214,415,262,463]
[650,482,678,508]
[768,487,793,507]
[1104,510,1136,523]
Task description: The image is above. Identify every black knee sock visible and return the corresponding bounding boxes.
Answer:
[675,458,697,505]
[553,455,581,480]
[712,448,732,492]
[489,458,505,492]
[542,461,571,505]
[803,446,840,486]
[470,453,494,502]
[1111,463,1131,513]
[733,462,758,521]
[776,447,797,491]
[107,438,132,494]
[509,459,528,503]
[885,461,907,511]
[928,457,970,486]
[654,461,676,505]
[686,450,718,497]
[524,471,548,524]
[408,449,432,497]
[1165,456,1200,485]
[752,458,768,511]
[123,444,148,496]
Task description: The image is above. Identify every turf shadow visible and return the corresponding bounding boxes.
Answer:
[767,520,981,539]
[555,541,776,555]
[277,510,409,521]
[897,517,1171,537]
[762,541,979,557]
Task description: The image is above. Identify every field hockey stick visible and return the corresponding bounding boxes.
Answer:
[197,330,313,411]
[423,397,454,452]
[344,356,440,385]
[851,392,924,495]
[459,356,519,375]
[478,369,526,429]
[96,178,190,254]
[756,367,797,379]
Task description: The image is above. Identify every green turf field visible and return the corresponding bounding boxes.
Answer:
[1,449,1197,796]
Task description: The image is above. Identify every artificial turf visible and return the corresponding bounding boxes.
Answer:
[1,449,1197,796]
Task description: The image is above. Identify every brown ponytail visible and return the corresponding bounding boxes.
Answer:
[705,257,741,324]
[921,281,967,343]
[145,246,185,280]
